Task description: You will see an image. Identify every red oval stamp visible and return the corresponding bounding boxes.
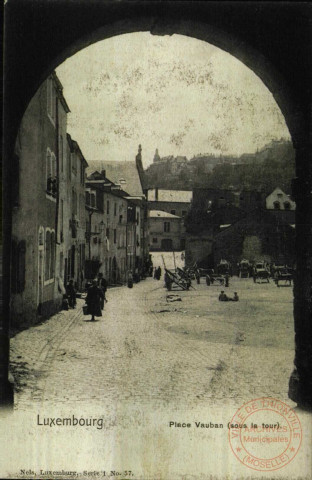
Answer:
[228,397,302,471]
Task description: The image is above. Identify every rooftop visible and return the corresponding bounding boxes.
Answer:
[149,210,181,219]
[148,189,192,203]
[87,160,144,198]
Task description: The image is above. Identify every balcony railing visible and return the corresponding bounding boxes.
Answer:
[46,176,57,197]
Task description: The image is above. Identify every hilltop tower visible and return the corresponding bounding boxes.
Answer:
[153,148,161,163]
[135,144,146,190]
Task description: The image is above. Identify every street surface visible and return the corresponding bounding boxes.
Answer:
[7,262,312,480]
[10,255,295,412]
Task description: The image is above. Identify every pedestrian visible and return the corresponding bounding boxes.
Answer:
[218,290,229,302]
[233,292,239,302]
[86,279,104,321]
[97,272,108,309]
[206,274,211,286]
[195,269,200,284]
[225,273,230,287]
[154,266,161,280]
[127,271,133,288]
[157,266,162,280]
[66,279,77,308]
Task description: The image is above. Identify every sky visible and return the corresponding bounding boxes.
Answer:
[56,32,290,169]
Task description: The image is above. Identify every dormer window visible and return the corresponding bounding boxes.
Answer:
[273,201,280,210]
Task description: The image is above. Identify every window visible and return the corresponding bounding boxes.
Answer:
[284,202,291,210]
[80,193,85,219]
[86,190,96,208]
[60,199,64,242]
[164,222,170,232]
[72,188,77,215]
[119,215,123,223]
[46,149,57,198]
[106,228,110,239]
[45,229,55,282]
[80,161,85,185]
[182,210,187,217]
[71,153,77,174]
[107,200,110,215]
[38,227,44,246]
[59,135,63,172]
[47,77,56,123]
[90,192,96,208]
[113,229,117,244]
[114,203,117,216]
[152,238,158,244]
[273,201,280,210]
[68,150,72,179]
[170,209,176,215]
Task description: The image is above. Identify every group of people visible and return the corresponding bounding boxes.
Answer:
[219,291,239,302]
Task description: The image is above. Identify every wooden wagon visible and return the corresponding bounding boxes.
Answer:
[164,268,191,291]
[274,268,293,286]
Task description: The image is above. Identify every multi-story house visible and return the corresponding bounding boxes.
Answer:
[148,210,184,251]
[147,188,192,218]
[11,73,70,327]
[85,173,137,284]
[86,146,149,280]
[63,134,88,290]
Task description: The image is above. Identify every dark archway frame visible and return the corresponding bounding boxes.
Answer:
[2,1,312,408]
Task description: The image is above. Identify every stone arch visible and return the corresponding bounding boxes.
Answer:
[2,2,311,408]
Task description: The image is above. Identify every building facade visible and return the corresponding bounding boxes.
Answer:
[85,171,143,284]
[147,188,192,218]
[212,209,296,267]
[63,135,88,290]
[11,73,71,326]
[148,210,184,251]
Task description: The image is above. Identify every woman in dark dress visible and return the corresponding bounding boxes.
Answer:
[66,279,77,308]
[86,280,104,321]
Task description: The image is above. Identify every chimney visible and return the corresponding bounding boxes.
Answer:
[101,169,106,178]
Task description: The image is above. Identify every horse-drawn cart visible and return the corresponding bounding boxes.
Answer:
[164,268,191,291]
[274,267,293,287]
[253,262,270,283]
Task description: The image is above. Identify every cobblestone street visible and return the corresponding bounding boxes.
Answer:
[10,267,296,413]
[7,271,312,480]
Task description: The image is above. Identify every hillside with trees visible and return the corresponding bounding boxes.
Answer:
[144,140,295,194]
